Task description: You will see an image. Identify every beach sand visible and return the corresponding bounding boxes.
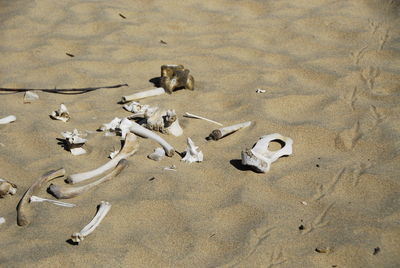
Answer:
[0,0,399,267]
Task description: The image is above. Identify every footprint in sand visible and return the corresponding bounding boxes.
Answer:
[349,45,368,65]
[302,203,334,235]
[266,247,287,268]
[378,29,390,51]
[313,168,346,201]
[351,162,372,187]
[335,121,362,151]
[360,66,380,91]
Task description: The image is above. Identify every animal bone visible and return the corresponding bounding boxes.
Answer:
[30,195,76,207]
[71,201,111,244]
[241,133,293,173]
[121,87,165,103]
[49,159,128,199]
[163,165,177,171]
[184,112,223,126]
[99,117,122,136]
[0,217,5,225]
[148,147,165,161]
[181,138,203,163]
[160,64,194,94]
[207,121,251,141]
[256,89,266,93]
[61,129,87,155]
[0,115,16,124]
[23,91,39,103]
[50,104,70,122]
[16,168,66,226]
[66,133,138,184]
[144,109,183,136]
[0,179,17,197]
[123,101,153,116]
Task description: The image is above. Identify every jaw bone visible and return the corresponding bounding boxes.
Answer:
[16,168,66,226]
[241,133,293,173]
[121,87,165,103]
[49,159,128,199]
[61,129,87,155]
[0,115,16,125]
[0,179,17,197]
[50,104,70,122]
[160,64,194,94]
[181,138,203,163]
[207,121,251,141]
[71,201,111,244]
[66,133,139,184]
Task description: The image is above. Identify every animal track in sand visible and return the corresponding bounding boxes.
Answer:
[378,29,390,51]
[369,105,386,129]
[351,162,372,187]
[349,45,368,65]
[302,203,334,235]
[348,86,358,111]
[368,19,381,35]
[335,121,362,151]
[313,168,345,201]
[360,66,380,91]
[266,247,287,268]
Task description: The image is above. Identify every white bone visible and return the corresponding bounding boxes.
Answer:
[109,149,119,159]
[50,104,70,122]
[61,129,87,155]
[181,138,203,163]
[241,133,293,173]
[123,101,151,115]
[0,115,16,125]
[256,89,266,93]
[29,195,76,207]
[144,109,182,136]
[0,178,17,197]
[208,121,251,140]
[122,87,165,103]
[183,112,223,126]
[66,132,139,184]
[0,217,5,225]
[23,91,39,103]
[163,165,176,171]
[148,147,165,161]
[71,201,111,244]
[99,117,121,136]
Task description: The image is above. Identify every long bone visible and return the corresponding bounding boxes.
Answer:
[0,115,16,124]
[0,179,17,197]
[70,201,111,244]
[121,87,165,103]
[30,196,76,207]
[66,133,138,184]
[49,159,128,199]
[207,121,251,141]
[16,168,66,226]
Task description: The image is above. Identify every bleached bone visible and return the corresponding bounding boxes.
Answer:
[50,104,70,122]
[66,133,138,184]
[0,217,5,225]
[109,149,119,159]
[144,109,183,136]
[121,87,165,103]
[207,121,251,141]
[148,147,165,161]
[123,101,152,116]
[49,159,128,199]
[0,178,17,197]
[23,91,39,103]
[0,115,16,125]
[163,165,177,171]
[241,133,293,173]
[61,129,87,155]
[17,168,65,226]
[30,195,76,207]
[71,201,111,244]
[256,89,266,93]
[184,112,223,126]
[181,138,203,163]
[99,117,122,137]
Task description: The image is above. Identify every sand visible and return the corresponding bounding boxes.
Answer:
[0,0,399,267]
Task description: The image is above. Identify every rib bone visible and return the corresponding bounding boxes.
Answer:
[0,179,17,197]
[71,201,111,244]
[49,159,128,199]
[16,168,66,226]
[30,195,76,207]
[184,112,223,126]
[0,115,16,124]
[121,87,165,103]
[66,133,138,184]
[208,121,251,140]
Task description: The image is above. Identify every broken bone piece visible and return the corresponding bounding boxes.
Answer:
[184,112,223,126]
[71,201,111,244]
[99,117,122,136]
[17,168,66,226]
[241,133,293,173]
[49,159,128,199]
[50,104,70,122]
[0,115,16,125]
[121,87,165,103]
[160,64,194,94]
[181,138,203,163]
[24,91,39,103]
[148,147,165,161]
[207,121,251,141]
[0,217,5,225]
[66,133,138,184]
[61,129,87,155]
[144,109,183,136]
[0,179,17,197]
[30,195,76,207]
[163,165,177,171]
[123,101,151,116]
[256,89,266,93]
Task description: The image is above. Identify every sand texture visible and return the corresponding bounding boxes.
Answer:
[1,0,400,267]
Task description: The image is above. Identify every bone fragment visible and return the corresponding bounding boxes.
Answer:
[121,87,165,103]
[99,117,122,136]
[66,133,138,184]
[144,109,183,136]
[0,115,16,125]
[61,129,87,155]
[30,195,76,207]
[23,91,39,103]
[49,159,128,199]
[181,138,203,163]
[160,65,194,93]
[241,133,293,173]
[123,101,151,115]
[0,179,17,197]
[16,168,66,226]
[50,104,70,122]
[256,89,266,93]
[71,201,111,244]
[208,121,251,141]
[0,217,5,225]
[163,165,177,171]
[148,147,165,161]
[184,112,223,126]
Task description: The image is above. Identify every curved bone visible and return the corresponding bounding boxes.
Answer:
[208,121,251,141]
[30,195,76,207]
[148,147,165,161]
[50,104,70,122]
[121,87,165,103]
[49,159,128,199]
[71,201,111,244]
[24,91,39,103]
[0,179,17,197]
[241,133,293,173]
[0,115,16,125]
[184,112,223,126]
[16,168,66,226]
[66,133,138,184]
[181,138,203,163]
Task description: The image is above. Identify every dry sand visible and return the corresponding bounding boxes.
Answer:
[1,0,400,267]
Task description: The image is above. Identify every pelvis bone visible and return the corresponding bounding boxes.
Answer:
[241,133,293,173]
[160,64,194,94]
